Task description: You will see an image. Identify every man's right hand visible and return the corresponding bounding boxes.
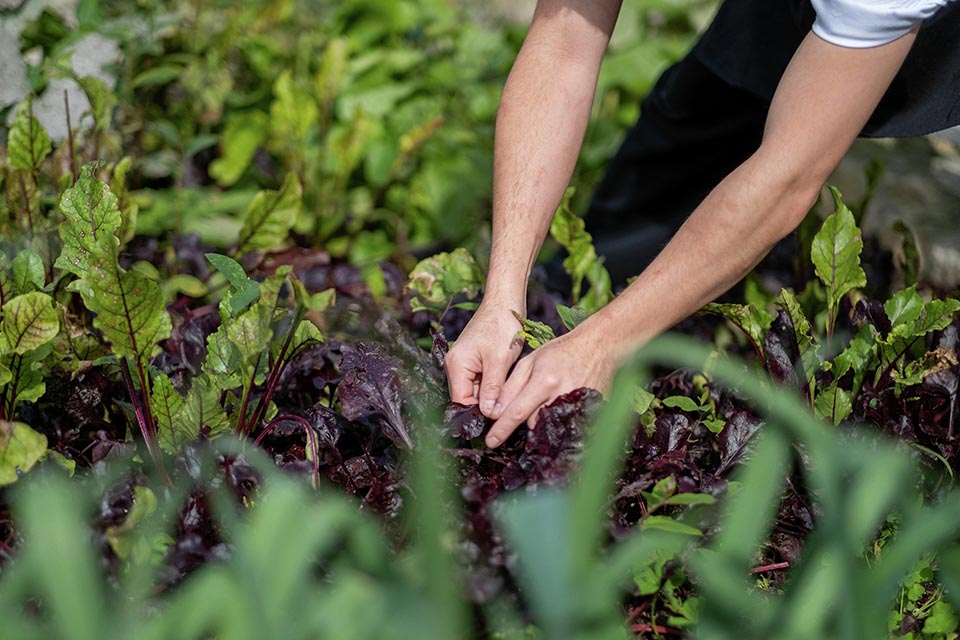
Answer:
[443,302,524,418]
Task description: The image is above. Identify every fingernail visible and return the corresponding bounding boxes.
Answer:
[486,435,500,448]
[493,402,502,417]
[482,400,495,414]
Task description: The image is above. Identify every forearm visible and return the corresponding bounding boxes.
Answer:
[484,1,620,306]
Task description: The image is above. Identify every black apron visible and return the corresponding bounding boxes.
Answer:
[692,0,960,137]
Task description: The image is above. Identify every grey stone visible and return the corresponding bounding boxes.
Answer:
[0,26,30,108]
[69,32,121,85]
[32,77,90,142]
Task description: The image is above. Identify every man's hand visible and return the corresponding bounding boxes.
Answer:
[482,324,618,448]
[444,302,525,415]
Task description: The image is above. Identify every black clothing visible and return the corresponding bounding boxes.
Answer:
[585,0,960,284]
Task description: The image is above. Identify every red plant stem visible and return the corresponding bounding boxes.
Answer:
[630,623,683,636]
[120,359,170,486]
[627,604,648,623]
[253,414,320,488]
[750,561,790,574]
[247,309,305,438]
[64,89,77,183]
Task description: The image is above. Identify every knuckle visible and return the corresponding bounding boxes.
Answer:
[540,373,560,388]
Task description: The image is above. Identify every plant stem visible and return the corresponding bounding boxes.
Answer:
[235,351,264,438]
[247,309,306,438]
[120,358,170,486]
[253,414,321,489]
[64,89,77,183]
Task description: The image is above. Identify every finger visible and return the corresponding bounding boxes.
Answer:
[486,380,553,449]
[444,351,480,405]
[477,352,514,418]
[526,399,555,430]
[488,357,533,421]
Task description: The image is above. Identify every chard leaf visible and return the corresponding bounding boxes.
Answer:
[152,373,186,455]
[811,187,866,325]
[234,173,302,256]
[206,252,260,314]
[10,250,45,295]
[57,165,171,363]
[512,310,555,349]
[77,76,117,134]
[0,254,11,307]
[701,303,772,354]
[814,382,852,425]
[337,344,412,449]
[67,257,172,363]
[0,362,10,387]
[55,164,122,280]
[176,377,230,442]
[556,304,589,331]
[879,297,960,377]
[831,324,876,393]
[776,289,821,392]
[549,188,612,313]
[0,420,47,486]
[1,292,59,355]
[270,70,318,146]
[891,347,958,391]
[202,325,243,389]
[8,349,48,408]
[662,396,706,413]
[407,248,484,314]
[7,98,52,173]
[641,515,703,537]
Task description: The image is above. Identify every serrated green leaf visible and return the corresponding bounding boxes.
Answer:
[178,377,230,441]
[512,310,555,349]
[641,515,703,537]
[407,248,484,313]
[832,324,875,394]
[1,292,59,355]
[633,387,655,415]
[557,304,589,331]
[7,97,52,173]
[315,37,349,107]
[0,420,47,486]
[9,250,45,295]
[701,303,772,353]
[891,347,958,390]
[811,187,866,328]
[234,173,302,256]
[549,188,612,313]
[203,324,243,389]
[55,164,122,279]
[152,373,186,455]
[270,70,318,145]
[8,348,48,408]
[206,253,260,315]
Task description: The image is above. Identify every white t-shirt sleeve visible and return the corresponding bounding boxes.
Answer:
[811,0,955,48]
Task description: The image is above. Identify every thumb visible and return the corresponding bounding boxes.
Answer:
[478,353,512,418]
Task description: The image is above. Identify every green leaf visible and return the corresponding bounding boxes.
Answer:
[67,256,172,363]
[1,292,59,355]
[203,325,243,389]
[831,324,875,393]
[922,601,958,635]
[315,37,349,107]
[9,250,45,295]
[406,248,484,313]
[270,70,318,145]
[641,515,703,537]
[7,97,52,173]
[891,347,958,390]
[234,173,302,256]
[152,373,186,455]
[811,187,866,323]
[700,303,772,353]
[0,420,47,486]
[77,76,117,134]
[132,64,183,88]
[633,387,655,415]
[884,285,924,328]
[206,253,260,315]
[549,188,612,313]
[177,377,230,442]
[111,157,139,246]
[209,111,269,187]
[55,164,122,280]
[813,382,852,425]
[661,395,706,413]
[512,311,555,349]
[556,304,589,331]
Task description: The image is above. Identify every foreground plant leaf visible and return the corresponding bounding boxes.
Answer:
[701,302,772,361]
[0,420,47,486]
[337,343,412,449]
